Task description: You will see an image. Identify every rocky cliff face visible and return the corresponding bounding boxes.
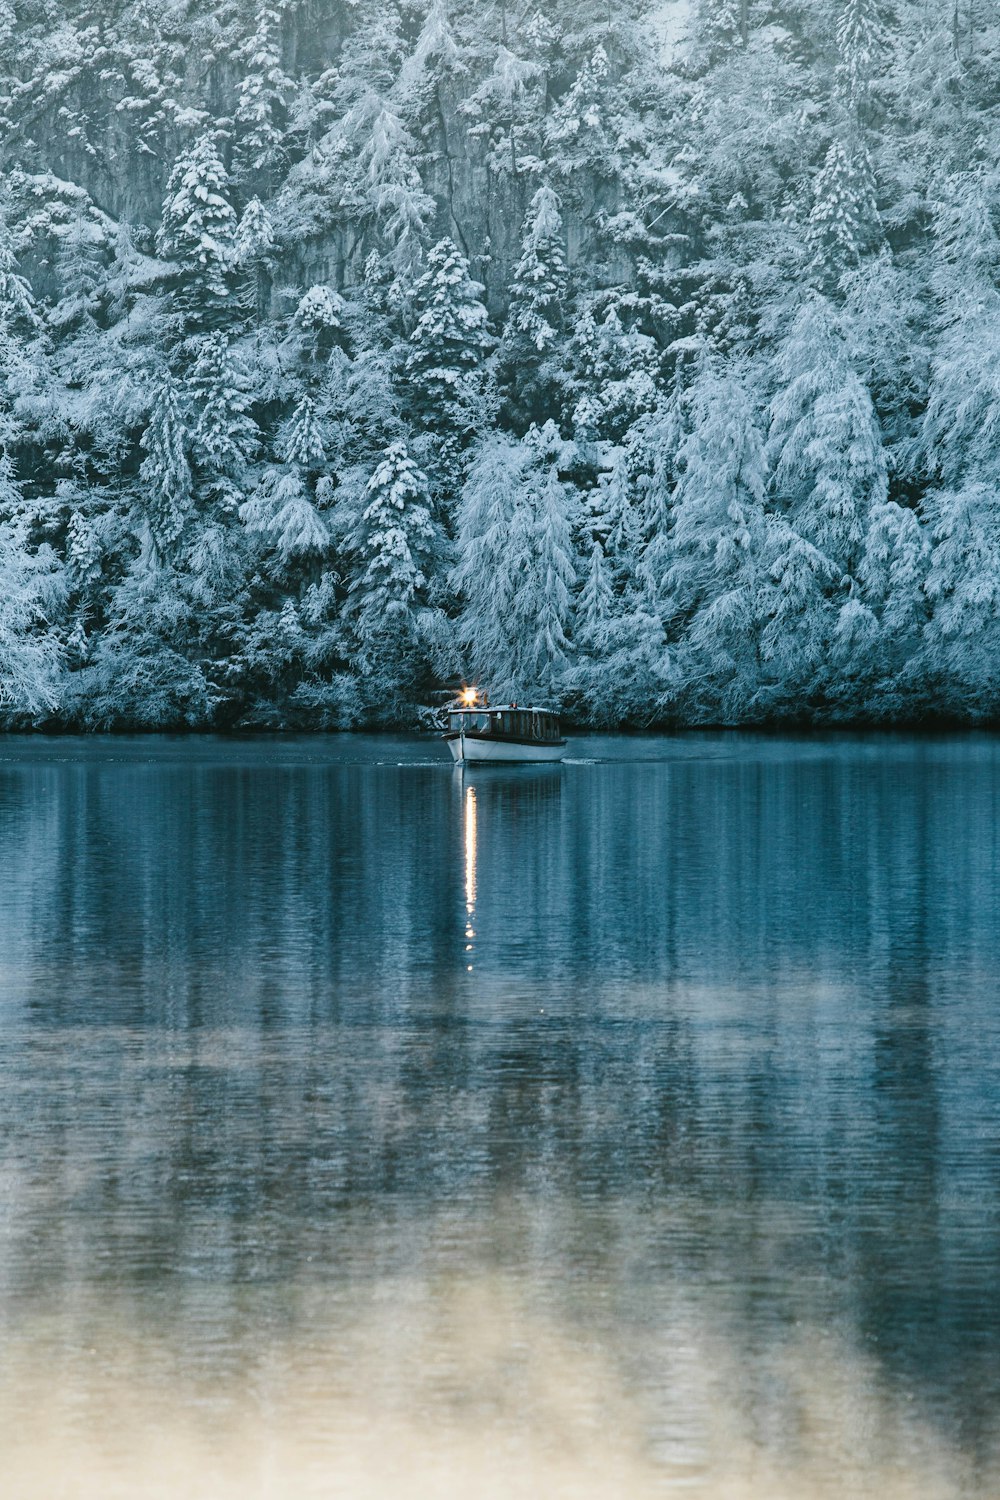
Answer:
[4,1,647,310]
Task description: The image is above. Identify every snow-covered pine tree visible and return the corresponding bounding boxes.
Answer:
[234,4,293,187]
[157,133,238,325]
[239,467,328,567]
[0,208,38,334]
[599,442,642,587]
[695,0,749,60]
[854,497,929,690]
[0,206,40,447]
[139,373,193,558]
[293,284,346,368]
[545,45,618,178]
[189,334,259,500]
[922,482,1000,710]
[279,393,326,470]
[525,456,579,695]
[396,0,465,123]
[0,452,64,715]
[569,299,659,443]
[922,171,1000,491]
[452,434,531,693]
[405,239,491,414]
[66,505,103,591]
[508,185,568,353]
[807,140,878,291]
[636,368,688,612]
[919,172,1000,706]
[767,295,887,578]
[498,183,569,429]
[359,105,433,279]
[577,536,615,654]
[666,367,771,715]
[348,440,441,669]
[50,211,103,332]
[837,0,885,114]
[234,197,276,322]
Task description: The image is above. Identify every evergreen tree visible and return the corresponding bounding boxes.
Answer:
[279,393,326,470]
[0,207,40,447]
[837,0,885,113]
[234,4,293,186]
[695,0,749,58]
[507,185,568,354]
[497,183,569,429]
[525,457,579,695]
[855,497,929,688]
[807,141,877,291]
[452,435,530,691]
[139,374,193,558]
[358,105,433,278]
[667,369,772,714]
[234,197,276,322]
[158,133,238,317]
[348,441,441,668]
[397,0,463,103]
[767,295,887,576]
[577,536,615,653]
[922,172,1000,490]
[545,45,619,178]
[239,467,328,566]
[404,238,491,457]
[636,371,689,612]
[0,453,64,715]
[189,334,259,498]
[569,300,659,443]
[0,209,37,333]
[50,212,103,332]
[923,483,1000,708]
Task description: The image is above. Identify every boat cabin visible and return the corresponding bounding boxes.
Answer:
[446,706,563,744]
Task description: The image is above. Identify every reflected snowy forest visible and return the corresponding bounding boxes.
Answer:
[0,1,996,727]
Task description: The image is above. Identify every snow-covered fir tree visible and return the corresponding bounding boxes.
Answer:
[452,434,531,692]
[234,4,293,186]
[837,0,886,114]
[347,441,442,689]
[405,238,491,429]
[189,334,259,500]
[158,133,238,318]
[0,453,64,715]
[507,185,569,354]
[139,374,193,559]
[240,467,328,567]
[807,141,878,291]
[767,295,887,576]
[498,183,570,428]
[666,367,772,716]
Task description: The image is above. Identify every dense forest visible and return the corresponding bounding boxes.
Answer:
[0,0,997,728]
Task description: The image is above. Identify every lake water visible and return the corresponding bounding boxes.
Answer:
[1,732,999,1498]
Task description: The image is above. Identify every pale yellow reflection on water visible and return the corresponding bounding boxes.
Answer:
[0,1273,991,1500]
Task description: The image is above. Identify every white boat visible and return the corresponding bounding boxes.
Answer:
[443,698,567,763]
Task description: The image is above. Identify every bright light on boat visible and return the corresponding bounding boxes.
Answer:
[460,686,478,706]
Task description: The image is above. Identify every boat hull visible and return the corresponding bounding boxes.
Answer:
[447,735,566,764]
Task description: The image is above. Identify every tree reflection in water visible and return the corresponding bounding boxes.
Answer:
[0,734,998,1497]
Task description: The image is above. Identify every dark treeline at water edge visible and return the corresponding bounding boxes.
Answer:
[1,1,999,730]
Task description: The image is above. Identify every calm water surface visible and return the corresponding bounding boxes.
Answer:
[1,732,999,1498]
